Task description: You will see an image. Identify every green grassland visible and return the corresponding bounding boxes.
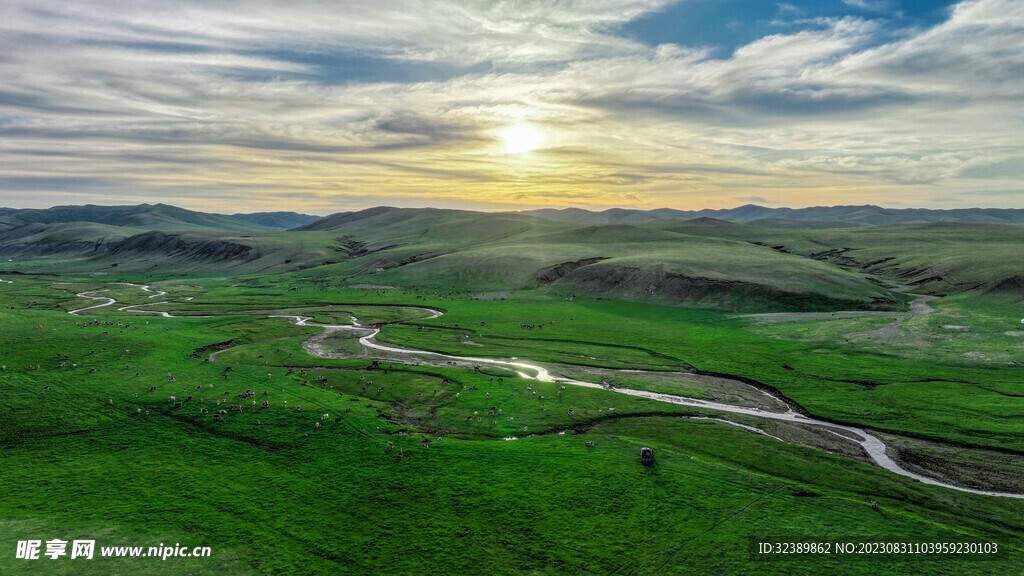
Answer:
[2,209,1023,575]
[2,271,1023,576]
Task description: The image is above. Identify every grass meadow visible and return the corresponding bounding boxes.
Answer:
[1,274,1022,575]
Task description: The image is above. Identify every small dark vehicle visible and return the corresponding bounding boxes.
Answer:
[640,446,655,465]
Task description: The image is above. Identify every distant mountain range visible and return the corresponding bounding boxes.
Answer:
[2,203,1023,233]
[517,205,1024,226]
[0,203,320,232]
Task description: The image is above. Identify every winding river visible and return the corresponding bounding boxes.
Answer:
[67,284,1024,499]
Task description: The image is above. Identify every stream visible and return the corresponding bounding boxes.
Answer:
[66,284,1024,499]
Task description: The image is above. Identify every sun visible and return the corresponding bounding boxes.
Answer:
[501,125,543,154]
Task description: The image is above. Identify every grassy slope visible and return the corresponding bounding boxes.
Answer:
[656,220,1024,295]
[0,229,342,275]
[299,216,899,311]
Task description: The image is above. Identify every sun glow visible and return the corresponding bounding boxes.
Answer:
[501,125,543,154]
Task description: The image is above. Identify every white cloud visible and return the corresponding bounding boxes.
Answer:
[0,0,1022,211]
[841,0,892,12]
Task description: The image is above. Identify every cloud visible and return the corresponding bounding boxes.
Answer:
[0,0,1022,211]
[734,196,771,205]
[841,0,892,12]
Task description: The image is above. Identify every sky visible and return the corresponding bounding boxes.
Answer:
[1,0,1022,214]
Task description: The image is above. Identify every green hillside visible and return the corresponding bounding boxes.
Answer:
[0,203,269,233]
[653,220,1024,296]
[6,204,1021,312]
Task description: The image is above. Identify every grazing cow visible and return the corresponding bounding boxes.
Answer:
[261,401,269,408]
[150,386,157,392]
[315,422,320,429]
[321,413,329,420]
[568,409,575,416]
[586,442,595,447]
[296,405,302,412]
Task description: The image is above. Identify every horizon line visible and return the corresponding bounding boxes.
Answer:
[6,201,1024,218]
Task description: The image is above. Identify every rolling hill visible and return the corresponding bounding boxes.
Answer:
[290,208,902,311]
[1,202,1021,311]
[0,203,269,233]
